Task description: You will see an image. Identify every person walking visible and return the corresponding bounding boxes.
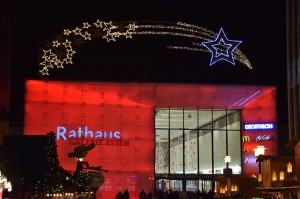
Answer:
[147,191,152,199]
[139,189,146,199]
[123,189,130,199]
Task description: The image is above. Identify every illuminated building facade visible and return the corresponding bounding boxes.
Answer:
[24,80,277,198]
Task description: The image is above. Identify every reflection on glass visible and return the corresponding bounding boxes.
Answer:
[198,110,212,129]
[213,110,226,129]
[155,109,169,128]
[199,180,212,192]
[155,108,241,185]
[199,129,212,174]
[156,179,169,191]
[228,130,241,174]
[170,130,183,173]
[227,111,241,130]
[170,180,182,191]
[184,109,197,129]
[170,109,183,129]
[186,180,199,192]
[185,130,197,174]
[155,129,169,174]
[213,130,226,173]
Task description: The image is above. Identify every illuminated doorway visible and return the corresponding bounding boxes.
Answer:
[154,108,242,192]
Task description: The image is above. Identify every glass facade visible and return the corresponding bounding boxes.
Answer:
[155,108,241,191]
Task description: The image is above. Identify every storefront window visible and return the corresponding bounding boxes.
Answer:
[155,108,241,189]
[184,130,198,174]
[155,129,169,174]
[170,109,183,129]
[170,130,183,174]
[228,130,242,174]
[186,180,199,192]
[199,129,212,174]
[213,130,227,174]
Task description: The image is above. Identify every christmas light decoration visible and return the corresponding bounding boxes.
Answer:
[202,28,242,66]
[34,132,73,196]
[39,20,252,75]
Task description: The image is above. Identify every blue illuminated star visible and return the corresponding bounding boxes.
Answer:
[202,28,242,66]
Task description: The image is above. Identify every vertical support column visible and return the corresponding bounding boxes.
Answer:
[262,159,271,187]
[294,142,300,179]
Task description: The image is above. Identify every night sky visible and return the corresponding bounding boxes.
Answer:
[1,0,289,153]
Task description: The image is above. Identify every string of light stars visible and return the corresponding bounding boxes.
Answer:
[39,20,252,76]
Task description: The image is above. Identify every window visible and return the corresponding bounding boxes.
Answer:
[155,108,241,186]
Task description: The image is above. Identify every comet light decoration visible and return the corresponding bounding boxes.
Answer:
[39,20,252,76]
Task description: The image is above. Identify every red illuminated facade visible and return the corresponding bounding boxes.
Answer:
[24,80,277,198]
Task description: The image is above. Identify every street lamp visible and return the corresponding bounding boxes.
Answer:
[223,155,232,196]
[254,146,265,174]
[287,162,292,179]
[224,156,231,169]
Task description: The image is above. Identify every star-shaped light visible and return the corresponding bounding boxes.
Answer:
[63,29,72,35]
[123,30,133,38]
[82,31,91,40]
[73,27,82,35]
[83,22,91,29]
[103,21,117,32]
[202,28,242,66]
[39,67,49,76]
[94,19,103,28]
[62,39,72,48]
[103,32,116,42]
[126,23,137,31]
[52,40,61,47]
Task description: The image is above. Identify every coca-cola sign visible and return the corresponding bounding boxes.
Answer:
[256,135,272,141]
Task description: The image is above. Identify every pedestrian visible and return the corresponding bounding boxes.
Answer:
[123,188,130,199]
[139,189,146,199]
[147,191,152,199]
[116,191,123,199]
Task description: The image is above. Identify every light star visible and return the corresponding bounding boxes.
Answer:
[202,28,242,66]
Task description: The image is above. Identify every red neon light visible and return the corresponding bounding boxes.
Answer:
[241,88,277,174]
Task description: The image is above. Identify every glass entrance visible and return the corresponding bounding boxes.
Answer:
[155,108,241,192]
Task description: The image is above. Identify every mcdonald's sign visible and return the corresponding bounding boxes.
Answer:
[242,136,250,142]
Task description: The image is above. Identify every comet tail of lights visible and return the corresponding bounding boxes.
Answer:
[39,20,252,76]
[0,171,12,192]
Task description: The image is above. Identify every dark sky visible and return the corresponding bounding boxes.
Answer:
[6,0,286,82]
[2,0,288,152]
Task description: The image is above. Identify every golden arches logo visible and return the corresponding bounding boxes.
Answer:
[242,136,250,142]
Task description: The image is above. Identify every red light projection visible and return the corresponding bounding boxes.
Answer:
[241,88,278,174]
[24,80,276,198]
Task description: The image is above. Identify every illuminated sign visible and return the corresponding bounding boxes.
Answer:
[68,139,129,146]
[244,122,275,130]
[56,126,121,140]
[243,145,275,152]
[243,156,256,164]
[202,28,242,66]
[242,136,250,142]
[256,135,272,141]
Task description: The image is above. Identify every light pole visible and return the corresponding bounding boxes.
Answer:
[287,162,293,179]
[254,146,265,174]
[223,155,232,196]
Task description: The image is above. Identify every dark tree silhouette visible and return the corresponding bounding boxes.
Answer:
[34,131,72,196]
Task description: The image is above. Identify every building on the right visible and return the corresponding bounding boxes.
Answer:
[287,0,300,139]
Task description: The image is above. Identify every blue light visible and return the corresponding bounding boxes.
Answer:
[244,122,275,131]
[202,28,242,66]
